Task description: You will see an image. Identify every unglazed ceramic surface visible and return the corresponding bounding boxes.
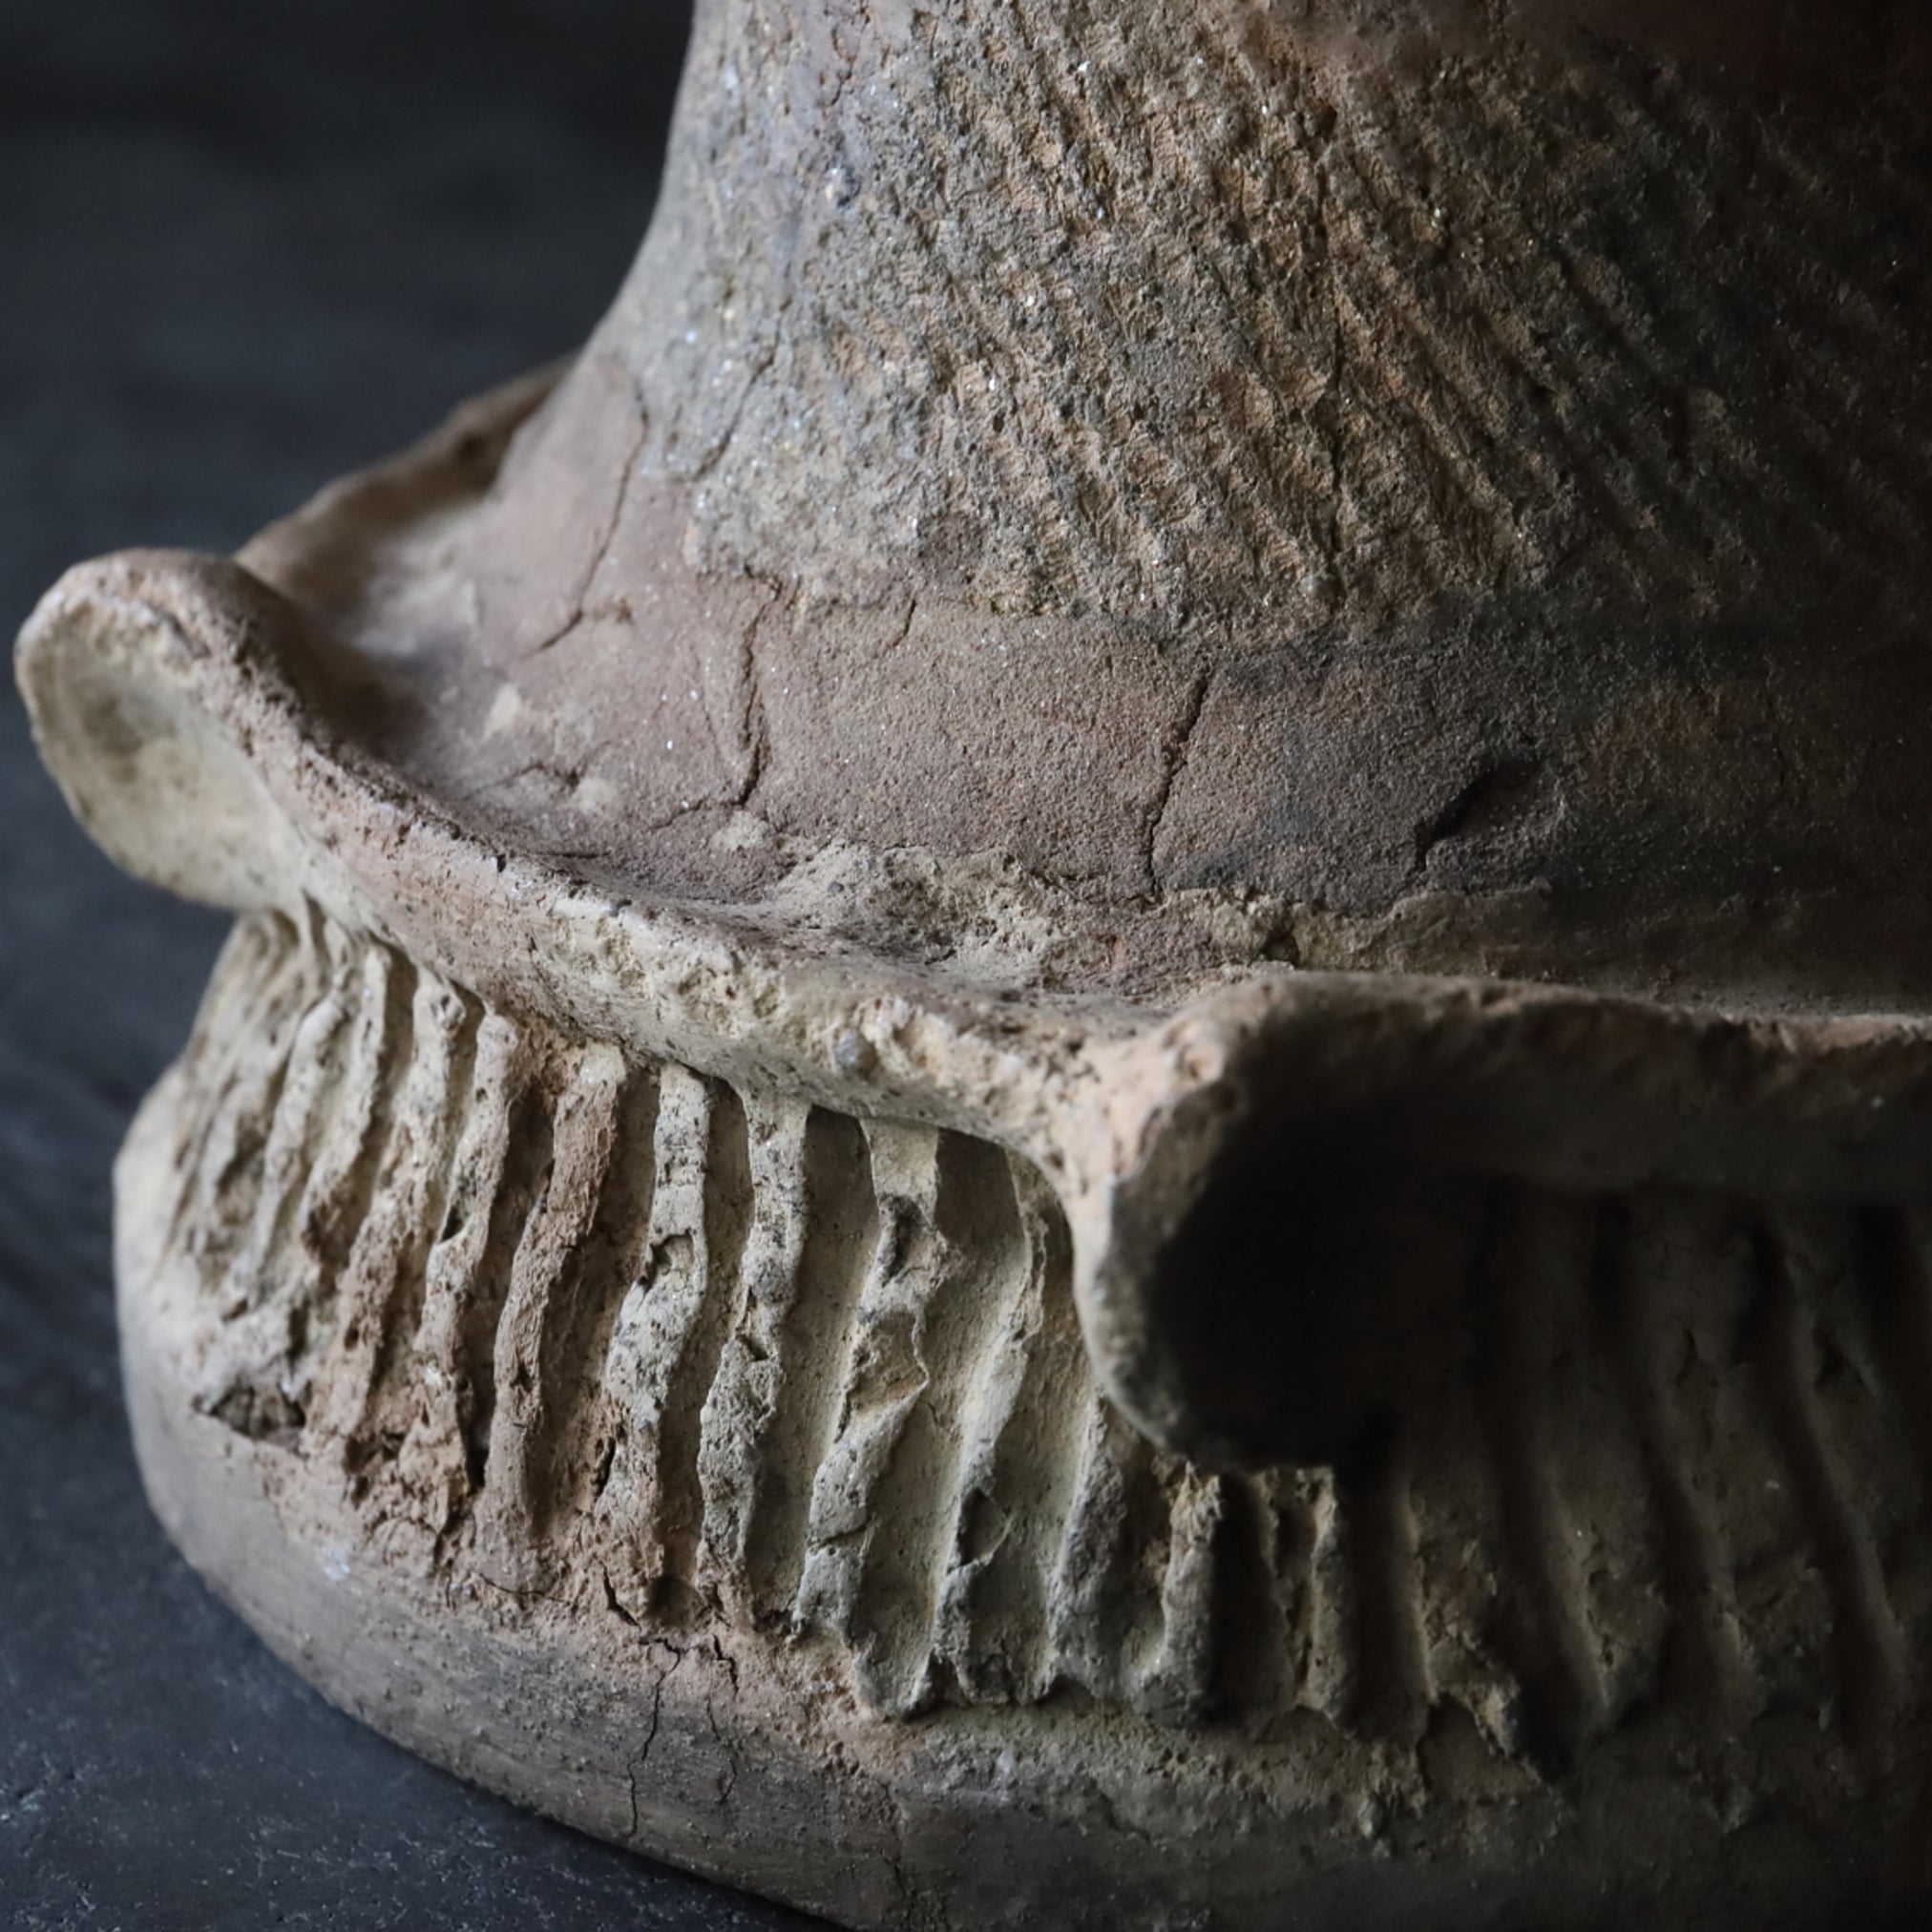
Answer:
[17,3,1932,1925]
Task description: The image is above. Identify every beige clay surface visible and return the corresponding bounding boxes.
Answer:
[17,2,1932,1924]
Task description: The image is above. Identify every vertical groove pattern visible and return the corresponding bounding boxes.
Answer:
[398,1009,528,1532]
[932,1156,1084,1705]
[600,1065,734,1610]
[1750,1210,1908,1753]
[158,913,1932,1754]
[709,1100,870,1619]
[476,1041,628,1585]
[316,965,472,1466]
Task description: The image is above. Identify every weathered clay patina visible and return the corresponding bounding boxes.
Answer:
[16,2,1932,1925]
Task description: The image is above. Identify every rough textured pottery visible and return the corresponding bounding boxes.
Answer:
[16,3,1932,1925]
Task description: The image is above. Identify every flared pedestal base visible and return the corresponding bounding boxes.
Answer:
[110,917,1931,1932]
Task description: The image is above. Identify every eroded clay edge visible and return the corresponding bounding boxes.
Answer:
[118,909,1932,1797]
[20,504,1932,1469]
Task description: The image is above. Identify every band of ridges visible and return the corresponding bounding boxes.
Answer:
[141,909,1932,1767]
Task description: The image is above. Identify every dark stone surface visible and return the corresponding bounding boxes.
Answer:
[0,5,808,1924]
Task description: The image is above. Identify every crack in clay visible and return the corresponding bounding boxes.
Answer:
[887,594,918,654]
[114,909,1932,1922]
[730,584,784,809]
[601,1564,640,1628]
[529,403,649,657]
[32,9,1932,1924]
[1409,753,1545,882]
[1142,667,1212,896]
[624,1639,685,1839]
[703,1696,743,1806]
[499,756,588,794]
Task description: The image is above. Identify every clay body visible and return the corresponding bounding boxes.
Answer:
[16,2,1932,1925]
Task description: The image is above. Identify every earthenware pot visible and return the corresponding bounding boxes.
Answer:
[19,3,1932,1924]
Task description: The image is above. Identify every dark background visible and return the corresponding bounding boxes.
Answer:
[0,4,810,1924]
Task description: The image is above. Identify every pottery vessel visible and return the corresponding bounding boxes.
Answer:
[18,3,1932,1924]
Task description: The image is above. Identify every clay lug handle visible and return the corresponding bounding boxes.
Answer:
[1060,974,1932,1470]
[14,550,325,914]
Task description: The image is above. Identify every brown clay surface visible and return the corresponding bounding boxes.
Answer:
[198,0,1932,1009]
[16,4,1932,1926]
